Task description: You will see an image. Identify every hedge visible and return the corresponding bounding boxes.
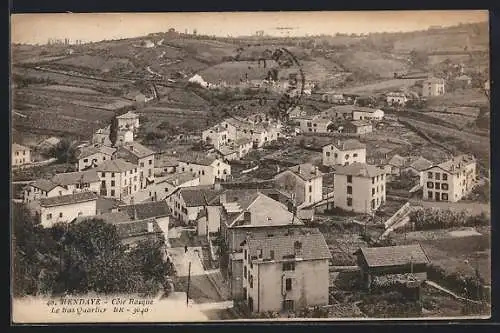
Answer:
[409,208,490,231]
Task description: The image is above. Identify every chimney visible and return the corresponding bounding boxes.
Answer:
[147,221,154,233]
[244,211,251,223]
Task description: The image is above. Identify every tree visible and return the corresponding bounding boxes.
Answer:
[50,138,78,164]
[109,115,118,146]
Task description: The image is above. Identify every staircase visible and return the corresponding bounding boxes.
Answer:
[380,202,412,240]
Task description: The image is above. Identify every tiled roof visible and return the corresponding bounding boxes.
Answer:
[155,156,179,168]
[40,191,98,207]
[94,211,132,224]
[180,186,221,207]
[114,218,163,239]
[433,154,476,174]
[217,146,237,156]
[119,142,155,159]
[116,111,139,119]
[407,157,433,172]
[288,163,323,181]
[162,172,198,186]
[12,143,29,152]
[424,77,445,84]
[77,145,116,159]
[31,179,60,192]
[246,228,331,262]
[387,154,407,168]
[324,139,366,151]
[51,170,100,186]
[179,153,217,166]
[334,105,382,114]
[96,197,125,214]
[357,244,429,268]
[94,159,137,173]
[334,162,385,178]
[349,120,372,127]
[118,201,171,219]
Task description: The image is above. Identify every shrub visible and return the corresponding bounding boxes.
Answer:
[409,208,490,231]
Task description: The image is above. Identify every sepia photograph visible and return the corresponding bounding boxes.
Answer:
[10,10,491,323]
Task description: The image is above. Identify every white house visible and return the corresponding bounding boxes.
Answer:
[76,144,116,171]
[344,121,373,135]
[116,142,156,189]
[51,169,101,194]
[166,186,220,225]
[178,154,231,185]
[274,163,323,208]
[322,139,366,167]
[298,116,333,134]
[386,92,408,106]
[12,143,31,167]
[39,192,98,228]
[333,162,386,214]
[116,200,171,240]
[422,77,446,97]
[421,154,477,202]
[23,179,70,204]
[202,125,229,150]
[241,228,331,313]
[95,159,141,202]
[116,111,140,132]
[351,107,384,121]
[403,157,434,186]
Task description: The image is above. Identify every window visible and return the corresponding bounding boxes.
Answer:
[347,175,352,183]
[111,173,115,178]
[427,172,433,179]
[307,122,312,127]
[101,172,106,177]
[427,182,434,189]
[313,123,317,127]
[223,169,227,175]
[84,158,88,163]
[148,169,152,177]
[270,250,275,260]
[381,185,384,192]
[46,213,52,220]
[111,189,115,197]
[372,188,375,196]
[371,199,375,209]
[435,192,440,201]
[442,183,449,191]
[442,193,449,201]
[353,153,358,157]
[59,212,63,218]
[249,275,253,288]
[111,180,115,187]
[134,176,137,181]
[140,162,145,167]
[435,183,441,190]
[244,249,247,260]
[244,266,247,278]
[282,262,295,271]
[101,180,106,187]
[442,174,448,181]
[149,159,153,165]
[334,153,338,158]
[326,152,331,157]
[283,300,294,311]
[372,177,375,184]
[347,197,353,207]
[309,185,312,193]
[345,154,350,160]
[285,278,292,291]
[435,173,441,180]
[347,186,352,194]
[381,174,384,180]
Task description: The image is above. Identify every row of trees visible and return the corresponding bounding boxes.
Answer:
[409,208,489,231]
[12,203,173,297]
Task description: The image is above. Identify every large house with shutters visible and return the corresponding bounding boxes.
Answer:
[76,144,116,171]
[116,142,156,189]
[241,227,331,313]
[322,139,366,167]
[39,192,98,228]
[94,159,140,202]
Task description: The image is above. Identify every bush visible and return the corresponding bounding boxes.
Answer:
[409,208,490,231]
[427,264,486,301]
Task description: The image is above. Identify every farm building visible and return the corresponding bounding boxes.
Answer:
[343,121,373,135]
[354,244,430,289]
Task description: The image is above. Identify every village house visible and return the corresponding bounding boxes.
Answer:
[216,146,239,162]
[76,144,116,171]
[422,77,446,97]
[386,92,408,107]
[94,159,140,202]
[166,185,220,225]
[178,154,231,185]
[116,111,140,132]
[51,169,101,194]
[343,120,373,135]
[274,163,323,208]
[322,139,367,167]
[333,162,386,214]
[92,126,113,147]
[154,155,179,176]
[321,93,347,104]
[241,228,331,313]
[421,154,477,202]
[298,116,333,134]
[454,74,472,89]
[116,200,171,241]
[386,154,408,177]
[39,192,98,228]
[220,117,281,147]
[219,191,303,299]
[351,106,384,121]
[23,179,70,204]
[12,143,31,167]
[38,137,61,151]
[386,154,433,183]
[202,125,229,150]
[116,142,156,189]
[322,106,353,120]
[403,157,434,186]
[354,244,430,289]
[160,172,200,199]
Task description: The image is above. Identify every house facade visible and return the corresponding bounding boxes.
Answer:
[77,144,116,171]
[274,163,323,207]
[39,192,98,228]
[23,179,70,204]
[116,142,156,189]
[421,154,476,202]
[95,159,140,202]
[202,125,229,150]
[178,155,231,185]
[422,78,446,97]
[352,107,384,121]
[12,143,31,166]
[116,111,140,132]
[298,116,332,134]
[386,92,408,106]
[333,163,386,214]
[166,186,219,225]
[322,139,367,167]
[344,121,373,135]
[241,228,331,313]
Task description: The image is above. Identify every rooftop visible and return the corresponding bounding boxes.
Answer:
[356,244,430,268]
[433,154,476,174]
[30,179,60,192]
[387,154,407,168]
[324,139,366,151]
[424,77,445,84]
[179,186,221,207]
[51,170,100,186]
[349,120,373,127]
[287,163,323,181]
[96,197,125,214]
[94,159,137,173]
[119,142,156,159]
[116,111,139,119]
[407,157,433,172]
[179,153,218,166]
[246,228,331,262]
[12,143,29,152]
[114,218,163,239]
[118,201,171,219]
[161,172,198,186]
[334,105,382,114]
[77,145,116,159]
[334,162,385,178]
[40,191,98,207]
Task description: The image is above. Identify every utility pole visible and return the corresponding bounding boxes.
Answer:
[186,261,192,307]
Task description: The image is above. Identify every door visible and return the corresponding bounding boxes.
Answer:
[248,297,254,312]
